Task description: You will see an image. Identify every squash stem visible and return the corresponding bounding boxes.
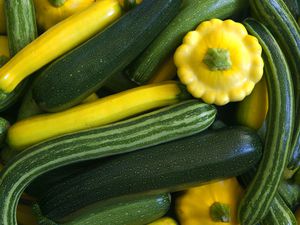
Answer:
[209,202,231,223]
[203,48,232,71]
[49,0,66,7]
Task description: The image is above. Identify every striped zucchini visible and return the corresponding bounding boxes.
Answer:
[237,18,294,225]
[125,0,249,84]
[261,194,297,225]
[283,0,300,19]
[0,100,216,225]
[59,194,171,225]
[250,0,300,168]
[0,0,37,112]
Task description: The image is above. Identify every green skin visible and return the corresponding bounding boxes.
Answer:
[49,0,66,7]
[210,202,231,223]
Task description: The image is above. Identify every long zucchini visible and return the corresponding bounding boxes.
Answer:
[39,126,262,220]
[32,0,182,112]
[237,18,294,225]
[9,81,189,150]
[59,194,171,225]
[250,0,300,169]
[283,0,300,19]
[0,100,216,225]
[0,0,123,94]
[125,0,249,84]
[0,0,37,112]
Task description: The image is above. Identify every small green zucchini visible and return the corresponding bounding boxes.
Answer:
[250,0,300,169]
[60,194,171,225]
[39,126,262,220]
[33,0,182,112]
[237,18,295,225]
[125,0,249,84]
[0,100,216,225]
[0,0,37,112]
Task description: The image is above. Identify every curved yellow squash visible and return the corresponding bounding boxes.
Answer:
[0,0,5,34]
[0,0,122,93]
[236,75,268,130]
[7,81,187,150]
[148,56,177,84]
[34,0,95,30]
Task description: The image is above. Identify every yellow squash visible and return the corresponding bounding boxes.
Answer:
[148,56,177,84]
[236,76,268,130]
[174,19,264,106]
[148,217,178,225]
[7,81,187,150]
[0,0,5,34]
[176,178,243,225]
[34,0,95,31]
[0,0,122,93]
[0,35,9,58]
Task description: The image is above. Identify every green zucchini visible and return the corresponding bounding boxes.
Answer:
[0,117,9,147]
[39,126,262,220]
[0,0,37,112]
[60,194,171,225]
[32,0,182,112]
[250,0,300,169]
[125,0,249,85]
[283,0,300,19]
[237,18,294,225]
[261,194,297,225]
[0,100,216,225]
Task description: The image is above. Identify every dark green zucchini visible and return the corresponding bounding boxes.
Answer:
[0,0,37,112]
[38,126,262,220]
[250,0,300,169]
[0,117,9,147]
[125,0,249,85]
[0,100,216,225]
[32,0,182,112]
[237,18,294,225]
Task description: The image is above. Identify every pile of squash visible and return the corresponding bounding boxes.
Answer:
[0,0,299,225]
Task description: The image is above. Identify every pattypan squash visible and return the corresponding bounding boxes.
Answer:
[174,19,264,105]
[34,0,96,30]
[176,178,243,225]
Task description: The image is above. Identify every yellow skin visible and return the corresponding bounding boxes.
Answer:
[147,217,178,225]
[7,81,184,150]
[0,0,5,34]
[174,19,264,105]
[34,0,96,31]
[0,0,122,93]
[236,75,268,130]
[176,178,243,225]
